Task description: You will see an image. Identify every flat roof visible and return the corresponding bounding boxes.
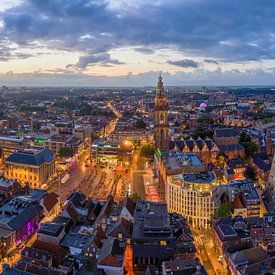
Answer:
[183,171,216,184]
[218,225,237,237]
[132,200,172,240]
[60,232,90,250]
[0,179,16,188]
[163,152,204,171]
[38,222,64,237]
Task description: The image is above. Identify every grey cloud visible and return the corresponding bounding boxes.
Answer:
[204,59,219,65]
[134,47,155,54]
[1,0,275,63]
[73,53,124,69]
[167,59,199,68]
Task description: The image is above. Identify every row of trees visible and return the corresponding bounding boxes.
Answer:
[239,132,258,158]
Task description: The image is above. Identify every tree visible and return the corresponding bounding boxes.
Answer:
[139,144,155,161]
[245,166,257,181]
[192,126,213,139]
[79,103,93,116]
[216,151,228,168]
[197,115,214,125]
[129,192,141,202]
[262,117,272,124]
[59,147,74,158]
[239,132,251,143]
[215,202,231,217]
[135,119,147,129]
[241,141,258,158]
[0,110,5,119]
[239,132,257,158]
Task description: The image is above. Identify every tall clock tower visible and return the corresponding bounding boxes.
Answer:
[154,75,169,152]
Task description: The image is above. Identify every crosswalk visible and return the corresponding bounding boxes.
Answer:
[194,235,204,247]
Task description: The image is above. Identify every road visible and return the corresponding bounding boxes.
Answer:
[131,149,147,199]
[48,148,90,203]
[192,228,229,275]
[133,171,146,200]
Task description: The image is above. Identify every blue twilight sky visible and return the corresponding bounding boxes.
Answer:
[0,0,275,86]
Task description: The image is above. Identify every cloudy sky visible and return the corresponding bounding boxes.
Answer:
[0,0,275,86]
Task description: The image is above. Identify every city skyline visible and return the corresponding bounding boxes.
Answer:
[0,0,275,86]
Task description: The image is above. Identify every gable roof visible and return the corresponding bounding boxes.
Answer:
[97,237,125,268]
[219,143,243,152]
[215,128,238,138]
[122,196,136,216]
[107,218,133,239]
[43,192,59,212]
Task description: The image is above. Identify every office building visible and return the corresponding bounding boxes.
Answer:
[167,171,221,228]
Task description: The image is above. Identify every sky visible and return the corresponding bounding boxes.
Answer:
[0,0,275,86]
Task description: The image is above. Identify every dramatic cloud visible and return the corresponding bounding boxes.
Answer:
[167,59,199,68]
[204,59,219,65]
[72,53,124,69]
[0,0,275,84]
[1,0,275,62]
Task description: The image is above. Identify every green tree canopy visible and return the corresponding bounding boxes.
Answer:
[239,132,251,143]
[0,110,5,119]
[197,115,214,125]
[139,144,155,161]
[59,147,74,158]
[192,126,213,139]
[241,141,258,158]
[135,119,147,129]
[262,117,272,124]
[129,192,141,202]
[245,166,257,181]
[215,202,231,217]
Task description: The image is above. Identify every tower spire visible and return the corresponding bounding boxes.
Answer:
[157,73,165,96]
[154,75,169,152]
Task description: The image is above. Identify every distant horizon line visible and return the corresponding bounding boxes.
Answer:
[2,85,275,89]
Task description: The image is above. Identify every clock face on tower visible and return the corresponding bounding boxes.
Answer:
[154,75,169,152]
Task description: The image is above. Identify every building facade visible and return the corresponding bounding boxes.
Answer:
[91,138,119,165]
[4,147,55,189]
[0,137,27,159]
[154,75,169,152]
[167,171,221,228]
[169,138,219,164]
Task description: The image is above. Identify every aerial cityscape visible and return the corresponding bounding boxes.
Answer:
[0,1,274,275]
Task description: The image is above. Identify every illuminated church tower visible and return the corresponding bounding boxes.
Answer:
[154,75,169,152]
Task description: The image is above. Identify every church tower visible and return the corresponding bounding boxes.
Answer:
[154,75,169,152]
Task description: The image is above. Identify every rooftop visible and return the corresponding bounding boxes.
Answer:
[60,232,90,251]
[229,180,259,200]
[5,147,54,166]
[38,222,64,237]
[183,171,216,184]
[0,196,43,232]
[0,179,17,188]
[163,258,203,274]
[163,151,204,172]
[132,201,172,240]
[215,128,238,138]
[97,237,125,268]
[219,143,244,152]
[218,224,237,237]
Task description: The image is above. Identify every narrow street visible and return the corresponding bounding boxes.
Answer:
[192,228,229,275]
